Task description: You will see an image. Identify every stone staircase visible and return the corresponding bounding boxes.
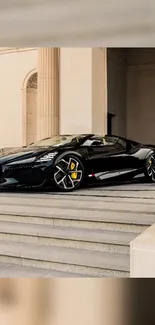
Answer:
[0,183,154,277]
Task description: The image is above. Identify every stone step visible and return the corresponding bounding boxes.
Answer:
[0,240,130,276]
[0,195,155,214]
[1,190,155,201]
[0,261,128,278]
[0,262,88,278]
[78,183,155,191]
[0,221,139,253]
[0,192,154,229]
[0,206,151,230]
[1,191,155,202]
[1,186,155,197]
[65,187,155,196]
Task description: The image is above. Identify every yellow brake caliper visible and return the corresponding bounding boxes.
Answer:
[148,159,152,167]
[70,161,77,179]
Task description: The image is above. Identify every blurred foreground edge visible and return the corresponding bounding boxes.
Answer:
[0,0,155,46]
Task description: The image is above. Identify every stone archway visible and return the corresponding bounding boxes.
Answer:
[26,72,38,145]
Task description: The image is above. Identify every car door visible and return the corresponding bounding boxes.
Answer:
[85,136,127,176]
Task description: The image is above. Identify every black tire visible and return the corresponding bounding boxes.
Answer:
[53,154,85,191]
[144,153,155,182]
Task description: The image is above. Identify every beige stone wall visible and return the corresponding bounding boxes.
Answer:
[0,47,155,148]
[126,49,155,144]
[59,48,93,134]
[0,48,37,148]
[60,48,107,135]
[0,47,107,149]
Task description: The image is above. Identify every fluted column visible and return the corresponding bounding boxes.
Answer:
[37,48,59,140]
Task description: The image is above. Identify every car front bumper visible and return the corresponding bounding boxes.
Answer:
[0,163,47,188]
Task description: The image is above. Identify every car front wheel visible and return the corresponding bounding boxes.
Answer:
[144,154,155,182]
[53,154,84,191]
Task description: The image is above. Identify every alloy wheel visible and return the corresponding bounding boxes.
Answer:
[146,154,155,181]
[53,156,83,190]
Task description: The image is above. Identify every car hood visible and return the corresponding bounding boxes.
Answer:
[0,146,57,164]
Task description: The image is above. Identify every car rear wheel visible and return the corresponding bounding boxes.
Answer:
[144,154,155,182]
[53,154,84,191]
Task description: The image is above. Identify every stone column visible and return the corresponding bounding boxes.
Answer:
[92,48,107,135]
[37,48,59,140]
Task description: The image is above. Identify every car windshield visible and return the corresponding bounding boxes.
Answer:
[28,134,87,147]
[82,135,119,146]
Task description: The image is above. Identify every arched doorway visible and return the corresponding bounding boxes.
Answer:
[26,72,38,145]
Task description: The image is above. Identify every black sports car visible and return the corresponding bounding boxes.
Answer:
[0,134,155,192]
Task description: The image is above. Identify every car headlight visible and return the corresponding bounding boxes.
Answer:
[36,152,58,162]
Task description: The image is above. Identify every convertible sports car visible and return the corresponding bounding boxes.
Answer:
[0,134,155,192]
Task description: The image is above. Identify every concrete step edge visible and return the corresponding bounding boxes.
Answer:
[0,221,139,246]
[0,262,88,278]
[0,240,130,272]
[0,210,152,226]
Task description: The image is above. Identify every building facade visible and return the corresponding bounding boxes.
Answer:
[0,47,155,148]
